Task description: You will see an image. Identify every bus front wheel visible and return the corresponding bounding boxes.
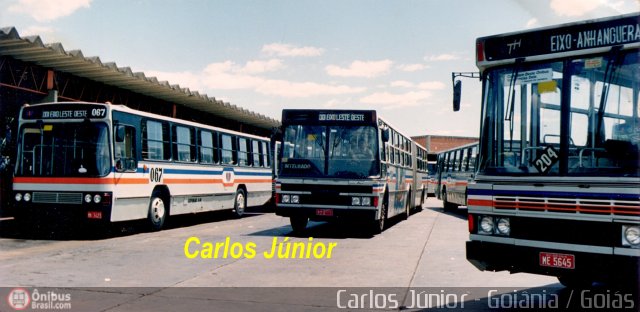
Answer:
[148,195,166,231]
[372,200,388,234]
[232,188,246,218]
[442,189,458,211]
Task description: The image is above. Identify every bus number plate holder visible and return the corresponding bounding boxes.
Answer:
[539,252,575,269]
[316,209,333,217]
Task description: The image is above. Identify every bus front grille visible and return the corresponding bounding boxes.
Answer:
[32,192,83,205]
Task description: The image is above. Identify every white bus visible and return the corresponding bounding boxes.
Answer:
[275,109,425,234]
[13,102,273,231]
[435,142,478,211]
[459,13,639,287]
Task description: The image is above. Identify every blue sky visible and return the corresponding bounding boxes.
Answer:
[1,0,638,137]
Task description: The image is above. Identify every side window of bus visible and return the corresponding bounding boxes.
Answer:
[142,120,170,161]
[462,148,470,171]
[261,141,270,167]
[221,134,236,165]
[252,140,261,167]
[238,137,250,166]
[114,125,137,172]
[173,125,195,162]
[199,130,215,164]
[469,146,477,172]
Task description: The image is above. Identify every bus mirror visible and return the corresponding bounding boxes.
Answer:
[115,125,125,142]
[381,128,390,142]
[453,80,462,112]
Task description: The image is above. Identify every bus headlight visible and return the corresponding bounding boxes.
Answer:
[496,217,510,235]
[23,193,31,202]
[291,195,300,204]
[85,194,93,203]
[479,216,494,235]
[282,195,291,203]
[15,193,22,202]
[352,197,361,206]
[93,194,102,204]
[623,225,640,247]
[362,197,371,206]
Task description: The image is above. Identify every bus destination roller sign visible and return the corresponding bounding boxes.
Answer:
[22,104,108,120]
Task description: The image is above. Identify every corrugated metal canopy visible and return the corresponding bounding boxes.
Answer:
[0,26,280,130]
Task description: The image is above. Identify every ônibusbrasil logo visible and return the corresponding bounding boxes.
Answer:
[7,288,30,310]
[6,288,72,310]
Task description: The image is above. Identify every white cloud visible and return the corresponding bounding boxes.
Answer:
[238,59,284,74]
[261,43,324,57]
[360,90,433,109]
[425,53,460,62]
[549,0,603,17]
[397,63,428,72]
[325,60,393,78]
[8,0,91,22]
[20,25,55,37]
[256,80,365,98]
[149,59,364,98]
[417,81,446,90]
[390,80,414,88]
[525,18,539,28]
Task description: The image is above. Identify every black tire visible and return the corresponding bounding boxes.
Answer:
[372,199,388,234]
[403,191,411,220]
[290,216,308,233]
[442,188,458,211]
[232,188,247,218]
[558,274,593,289]
[148,194,167,231]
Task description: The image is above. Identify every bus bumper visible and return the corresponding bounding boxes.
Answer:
[466,240,639,281]
[13,202,113,226]
[275,206,377,222]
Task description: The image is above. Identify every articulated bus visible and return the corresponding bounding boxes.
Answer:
[275,109,426,234]
[458,13,639,286]
[13,102,273,231]
[435,142,478,211]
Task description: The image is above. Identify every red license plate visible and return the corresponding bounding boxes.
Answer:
[316,209,333,217]
[87,211,102,219]
[539,252,575,269]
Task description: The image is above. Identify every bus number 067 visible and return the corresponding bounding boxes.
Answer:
[149,168,163,183]
[91,108,106,117]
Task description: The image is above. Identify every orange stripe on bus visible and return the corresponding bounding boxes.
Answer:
[14,177,147,185]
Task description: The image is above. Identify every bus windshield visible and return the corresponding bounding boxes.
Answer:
[280,125,379,178]
[16,122,111,177]
[479,50,639,177]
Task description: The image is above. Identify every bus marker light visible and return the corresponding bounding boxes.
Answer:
[468,214,475,233]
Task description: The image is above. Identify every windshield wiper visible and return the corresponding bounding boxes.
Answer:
[505,58,524,152]
[595,46,623,144]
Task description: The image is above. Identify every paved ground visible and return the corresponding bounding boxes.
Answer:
[0,198,634,311]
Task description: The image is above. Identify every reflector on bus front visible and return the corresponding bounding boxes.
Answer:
[476,40,485,62]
